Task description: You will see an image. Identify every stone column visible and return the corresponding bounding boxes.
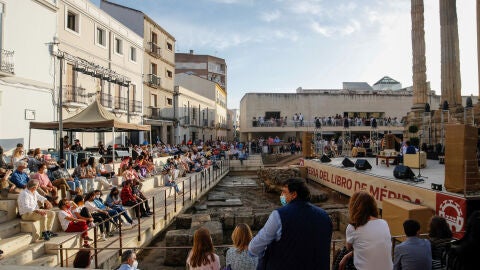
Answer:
[440,0,462,110]
[411,0,428,111]
[477,0,480,101]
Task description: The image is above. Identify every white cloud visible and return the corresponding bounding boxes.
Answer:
[260,10,281,22]
[288,0,324,15]
[339,19,361,36]
[310,21,331,37]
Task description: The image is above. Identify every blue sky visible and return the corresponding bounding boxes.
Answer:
[93,0,478,109]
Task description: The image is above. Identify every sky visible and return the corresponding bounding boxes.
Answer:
[93,0,478,109]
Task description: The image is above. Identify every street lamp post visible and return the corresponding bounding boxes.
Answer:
[52,36,64,159]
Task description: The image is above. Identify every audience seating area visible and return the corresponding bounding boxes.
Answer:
[0,156,228,268]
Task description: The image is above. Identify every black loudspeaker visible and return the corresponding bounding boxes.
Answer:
[431,183,443,191]
[393,165,415,180]
[355,159,372,170]
[342,158,355,167]
[320,155,331,163]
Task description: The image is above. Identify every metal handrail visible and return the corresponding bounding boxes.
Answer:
[114,96,127,111]
[55,159,229,268]
[63,85,87,104]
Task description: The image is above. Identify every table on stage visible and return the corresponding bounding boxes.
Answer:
[376,155,396,167]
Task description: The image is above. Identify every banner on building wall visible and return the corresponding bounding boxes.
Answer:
[304,159,467,236]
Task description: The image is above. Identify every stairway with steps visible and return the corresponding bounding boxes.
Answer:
[228,154,264,171]
[0,159,230,268]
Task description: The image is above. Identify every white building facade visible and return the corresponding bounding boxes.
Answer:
[100,0,177,144]
[175,73,228,141]
[173,86,216,144]
[55,0,144,147]
[0,0,58,150]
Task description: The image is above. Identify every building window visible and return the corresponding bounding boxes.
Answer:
[167,70,173,78]
[150,94,157,107]
[167,42,173,51]
[130,47,136,62]
[167,98,172,105]
[96,27,106,47]
[151,63,157,75]
[67,11,79,33]
[114,37,123,55]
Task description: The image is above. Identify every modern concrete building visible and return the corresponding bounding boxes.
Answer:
[54,0,144,147]
[100,0,176,144]
[0,0,58,150]
[175,73,228,141]
[239,79,477,142]
[175,51,227,92]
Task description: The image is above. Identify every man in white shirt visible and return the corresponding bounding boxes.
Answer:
[17,179,56,241]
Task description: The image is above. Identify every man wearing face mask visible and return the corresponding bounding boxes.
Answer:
[118,249,139,270]
[248,178,332,270]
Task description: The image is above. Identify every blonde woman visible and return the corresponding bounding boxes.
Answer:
[11,147,26,169]
[186,227,220,270]
[226,224,258,270]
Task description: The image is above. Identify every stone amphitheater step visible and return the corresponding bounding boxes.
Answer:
[0,200,17,223]
[0,242,46,266]
[0,165,227,268]
[0,233,33,255]
[24,254,59,267]
[0,219,21,239]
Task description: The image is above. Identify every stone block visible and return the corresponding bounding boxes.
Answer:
[235,211,254,228]
[191,214,211,228]
[337,209,350,233]
[176,214,192,229]
[222,212,235,230]
[253,212,270,230]
[165,229,192,266]
[325,210,339,231]
[202,221,223,245]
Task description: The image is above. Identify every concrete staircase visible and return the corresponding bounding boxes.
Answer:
[228,154,264,172]
[0,159,229,269]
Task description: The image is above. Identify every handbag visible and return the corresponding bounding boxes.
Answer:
[332,246,356,270]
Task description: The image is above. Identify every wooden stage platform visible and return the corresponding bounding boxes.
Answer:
[301,157,480,235]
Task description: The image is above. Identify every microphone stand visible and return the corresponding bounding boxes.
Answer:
[415,133,428,181]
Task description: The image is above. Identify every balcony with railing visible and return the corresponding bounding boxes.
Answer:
[129,100,142,115]
[147,107,174,120]
[147,42,161,58]
[145,74,161,88]
[63,85,87,107]
[99,93,113,108]
[114,96,127,112]
[0,49,15,75]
